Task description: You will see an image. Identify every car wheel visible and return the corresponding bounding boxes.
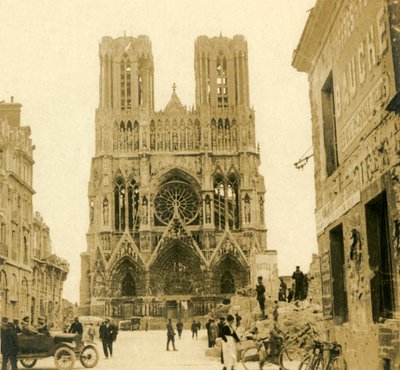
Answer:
[80,344,99,368]
[20,359,37,368]
[54,347,76,370]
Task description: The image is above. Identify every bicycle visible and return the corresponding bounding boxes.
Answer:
[279,323,320,370]
[298,340,347,370]
[241,335,283,370]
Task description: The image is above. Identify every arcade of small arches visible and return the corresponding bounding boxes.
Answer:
[111,116,252,153]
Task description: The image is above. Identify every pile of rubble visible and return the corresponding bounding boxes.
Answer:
[205,297,325,358]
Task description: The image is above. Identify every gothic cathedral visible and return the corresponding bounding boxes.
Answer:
[80,34,275,319]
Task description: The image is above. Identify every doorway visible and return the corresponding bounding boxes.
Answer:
[365,191,395,322]
[121,274,136,296]
[329,224,348,323]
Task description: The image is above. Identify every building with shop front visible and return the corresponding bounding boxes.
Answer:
[79,34,277,320]
[293,1,400,368]
[0,99,69,326]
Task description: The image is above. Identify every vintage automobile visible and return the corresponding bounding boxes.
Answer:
[130,316,141,331]
[14,331,99,370]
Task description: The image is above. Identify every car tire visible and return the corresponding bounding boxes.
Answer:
[80,344,99,368]
[54,347,76,370]
[20,359,37,368]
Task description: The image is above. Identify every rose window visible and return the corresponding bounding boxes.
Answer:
[154,181,200,225]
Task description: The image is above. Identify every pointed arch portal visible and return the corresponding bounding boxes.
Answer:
[150,240,203,295]
[109,256,144,297]
[213,254,248,294]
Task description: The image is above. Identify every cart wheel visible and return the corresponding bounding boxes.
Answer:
[54,347,75,370]
[80,344,99,368]
[20,359,37,368]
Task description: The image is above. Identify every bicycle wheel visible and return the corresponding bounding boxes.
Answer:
[327,356,347,370]
[241,346,261,370]
[279,346,305,370]
[298,354,312,370]
[298,354,324,370]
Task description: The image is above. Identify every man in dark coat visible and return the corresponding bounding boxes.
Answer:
[176,319,183,339]
[191,320,198,339]
[68,317,83,336]
[217,317,225,338]
[292,266,305,301]
[1,317,18,370]
[205,318,212,348]
[256,276,266,318]
[99,318,117,359]
[166,319,177,351]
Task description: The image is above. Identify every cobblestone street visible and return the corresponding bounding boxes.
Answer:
[25,329,281,370]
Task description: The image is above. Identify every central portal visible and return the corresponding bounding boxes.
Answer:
[150,240,203,296]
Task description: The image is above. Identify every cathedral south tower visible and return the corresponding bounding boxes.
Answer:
[80,34,276,319]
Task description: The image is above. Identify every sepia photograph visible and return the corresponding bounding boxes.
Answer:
[1,0,399,369]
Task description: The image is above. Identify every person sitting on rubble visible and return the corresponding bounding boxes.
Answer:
[36,316,49,335]
[21,316,38,335]
[258,318,285,368]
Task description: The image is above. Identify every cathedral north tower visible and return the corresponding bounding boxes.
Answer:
[80,34,277,319]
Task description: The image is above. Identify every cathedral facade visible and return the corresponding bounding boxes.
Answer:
[80,34,275,319]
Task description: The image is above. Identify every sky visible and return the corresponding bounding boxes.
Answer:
[0,0,317,303]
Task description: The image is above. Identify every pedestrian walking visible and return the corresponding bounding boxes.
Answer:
[166,318,177,351]
[221,314,240,370]
[191,320,198,339]
[292,266,305,301]
[1,317,18,370]
[99,318,117,359]
[209,319,218,348]
[217,317,226,365]
[68,317,83,336]
[256,276,266,318]
[278,278,287,301]
[87,323,96,341]
[196,320,201,331]
[206,318,212,348]
[176,319,183,339]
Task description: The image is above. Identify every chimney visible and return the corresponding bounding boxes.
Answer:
[0,97,22,127]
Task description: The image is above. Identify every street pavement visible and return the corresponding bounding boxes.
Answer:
[23,329,280,370]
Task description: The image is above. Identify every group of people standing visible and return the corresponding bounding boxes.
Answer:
[67,316,118,360]
[165,318,202,351]
[278,266,309,303]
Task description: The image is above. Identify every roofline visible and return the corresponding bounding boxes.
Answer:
[292,1,341,73]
